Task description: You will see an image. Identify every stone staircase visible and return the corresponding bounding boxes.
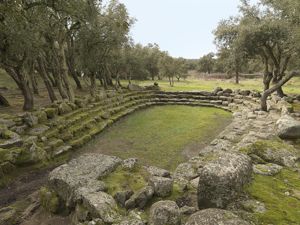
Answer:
[0,89,261,178]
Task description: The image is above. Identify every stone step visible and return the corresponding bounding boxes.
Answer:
[65,101,151,149]
[41,95,152,139]
[153,98,212,104]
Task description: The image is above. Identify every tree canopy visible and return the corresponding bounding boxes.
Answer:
[0,0,189,110]
[214,0,300,110]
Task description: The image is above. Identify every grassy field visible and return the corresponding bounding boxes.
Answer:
[130,77,300,94]
[2,68,300,94]
[77,105,232,171]
[1,67,300,113]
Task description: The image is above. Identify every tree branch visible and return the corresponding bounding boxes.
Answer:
[265,70,299,96]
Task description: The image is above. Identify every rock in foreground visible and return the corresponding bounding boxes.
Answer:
[276,115,300,139]
[185,208,250,225]
[48,154,122,223]
[197,152,252,209]
[149,201,181,225]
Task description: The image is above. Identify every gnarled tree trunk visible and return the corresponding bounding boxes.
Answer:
[5,67,34,111]
[0,92,9,107]
[57,41,75,102]
[261,71,298,111]
[90,73,96,97]
[37,56,57,102]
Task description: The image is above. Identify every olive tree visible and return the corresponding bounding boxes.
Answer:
[215,0,300,111]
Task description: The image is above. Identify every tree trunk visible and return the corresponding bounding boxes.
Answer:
[52,53,68,99]
[128,72,132,85]
[70,68,82,90]
[21,81,34,111]
[37,57,58,102]
[102,75,108,90]
[235,70,239,84]
[98,75,104,87]
[115,74,122,89]
[57,42,75,102]
[261,71,298,111]
[272,69,286,97]
[262,57,272,91]
[48,70,57,87]
[276,86,286,98]
[0,92,9,107]
[117,78,122,88]
[66,38,82,90]
[53,66,68,100]
[90,73,96,97]
[27,61,39,95]
[5,67,34,111]
[29,72,39,95]
[263,72,272,91]
[260,92,269,112]
[67,55,82,90]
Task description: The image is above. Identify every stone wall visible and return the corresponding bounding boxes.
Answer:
[0,88,269,179]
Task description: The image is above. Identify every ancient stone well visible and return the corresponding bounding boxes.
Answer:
[2,87,300,224]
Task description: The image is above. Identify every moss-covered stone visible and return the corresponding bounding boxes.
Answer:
[15,144,47,165]
[102,166,148,196]
[23,112,38,127]
[58,102,73,115]
[74,98,88,108]
[67,102,78,110]
[60,131,74,142]
[69,134,92,148]
[39,187,60,213]
[33,111,48,123]
[0,130,15,139]
[240,139,294,155]
[44,128,60,139]
[240,139,299,167]
[0,161,16,176]
[246,169,300,224]
[0,148,21,165]
[44,108,58,119]
[48,139,64,150]
[0,148,9,163]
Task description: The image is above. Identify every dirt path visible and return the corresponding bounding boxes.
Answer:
[0,167,52,208]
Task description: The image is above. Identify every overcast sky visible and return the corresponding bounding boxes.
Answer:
[119,0,258,59]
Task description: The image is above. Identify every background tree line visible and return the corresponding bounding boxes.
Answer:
[188,0,300,110]
[214,0,300,110]
[0,0,188,111]
[1,0,300,112]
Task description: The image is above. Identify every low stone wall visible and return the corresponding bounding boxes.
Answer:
[0,88,274,179]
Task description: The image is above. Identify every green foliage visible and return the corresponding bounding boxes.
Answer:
[214,0,300,95]
[198,53,215,74]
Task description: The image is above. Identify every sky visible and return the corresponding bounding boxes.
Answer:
[118,0,258,59]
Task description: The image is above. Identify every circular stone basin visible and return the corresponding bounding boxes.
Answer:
[78,105,232,170]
